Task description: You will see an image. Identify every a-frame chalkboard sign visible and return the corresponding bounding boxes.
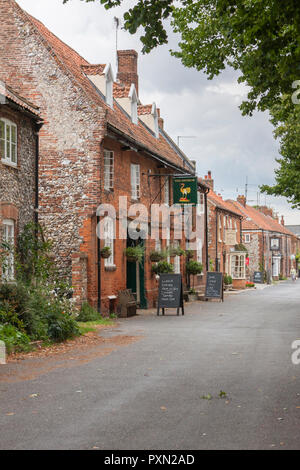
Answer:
[157,274,184,316]
[205,272,224,302]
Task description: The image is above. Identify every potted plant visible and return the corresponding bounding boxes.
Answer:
[186,260,203,276]
[124,245,145,263]
[100,246,112,259]
[152,261,174,275]
[149,250,166,262]
[188,288,198,302]
[169,245,185,258]
[245,281,255,288]
[185,249,194,260]
[224,274,233,290]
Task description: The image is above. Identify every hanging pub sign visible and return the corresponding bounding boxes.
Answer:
[270,237,280,251]
[173,177,198,206]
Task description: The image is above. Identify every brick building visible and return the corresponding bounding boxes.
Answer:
[200,172,246,289]
[0,0,205,311]
[228,196,298,281]
[0,81,42,280]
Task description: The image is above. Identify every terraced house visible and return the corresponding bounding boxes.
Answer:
[0,81,42,281]
[228,196,298,282]
[0,0,207,311]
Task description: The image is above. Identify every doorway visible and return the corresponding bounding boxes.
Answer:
[126,234,147,309]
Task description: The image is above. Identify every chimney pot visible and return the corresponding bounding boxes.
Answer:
[237,195,246,207]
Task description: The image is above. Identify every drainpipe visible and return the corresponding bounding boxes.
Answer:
[34,123,42,227]
[97,214,101,314]
[215,209,218,272]
[204,191,209,273]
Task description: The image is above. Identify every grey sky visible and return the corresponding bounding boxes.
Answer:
[17,0,300,224]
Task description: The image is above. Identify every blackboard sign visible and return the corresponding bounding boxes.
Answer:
[157,274,184,316]
[253,271,264,283]
[205,272,224,301]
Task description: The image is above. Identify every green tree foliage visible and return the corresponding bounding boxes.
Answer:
[63,0,300,115]
[261,97,300,208]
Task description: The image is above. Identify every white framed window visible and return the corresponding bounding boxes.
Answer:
[197,238,203,263]
[164,176,169,205]
[104,149,114,191]
[174,240,181,274]
[2,219,15,280]
[103,218,114,267]
[155,238,161,251]
[197,192,204,215]
[131,163,140,200]
[244,233,251,243]
[218,215,222,242]
[0,118,17,166]
[165,227,170,263]
[230,253,246,279]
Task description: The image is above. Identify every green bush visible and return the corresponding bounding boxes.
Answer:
[224,274,233,285]
[152,261,174,274]
[186,261,203,275]
[77,302,101,322]
[0,324,30,354]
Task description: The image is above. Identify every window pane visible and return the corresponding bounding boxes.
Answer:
[11,143,16,163]
[11,125,16,143]
[0,120,4,140]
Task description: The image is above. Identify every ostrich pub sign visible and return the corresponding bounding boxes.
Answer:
[173,177,198,206]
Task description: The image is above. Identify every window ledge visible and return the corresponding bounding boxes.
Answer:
[1,159,17,169]
[105,265,117,272]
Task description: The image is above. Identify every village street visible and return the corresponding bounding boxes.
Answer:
[1,280,300,450]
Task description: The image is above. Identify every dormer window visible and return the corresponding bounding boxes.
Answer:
[104,64,114,108]
[129,84,138,124]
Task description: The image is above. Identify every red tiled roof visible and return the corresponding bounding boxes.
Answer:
[138,105,153,115]
[205,186,242,218]
[228,200,296,236]
[14,3,192,172]
[113,82,131,99]
[81,64,106,76]
[0,81,40,117]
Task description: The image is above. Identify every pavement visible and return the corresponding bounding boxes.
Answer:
[1,279,300,450]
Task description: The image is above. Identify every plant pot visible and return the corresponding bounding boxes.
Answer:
[149,254,163,262]
[127,256,138,263]
[188,294,198,302]
[224,284,232,291]
[101,251,111,259]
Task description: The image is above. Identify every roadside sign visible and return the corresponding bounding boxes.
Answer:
[205,272,224,301]
[173,177,198,206]
[157,274,184,316]
[253,271,264,283]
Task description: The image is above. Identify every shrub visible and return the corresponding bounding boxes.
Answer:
[152,261,174,274]
[124,245,145,263]
[224,274,233,285]
[0,324,30,354]
[47,311,80,342]
[186,261,203,276]
[77,302,101,322]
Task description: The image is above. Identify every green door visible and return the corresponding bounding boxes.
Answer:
[126,236,147,309]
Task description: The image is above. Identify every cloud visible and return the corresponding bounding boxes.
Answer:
[17,0,300,224]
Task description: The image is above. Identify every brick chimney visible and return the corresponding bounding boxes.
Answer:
[281,215,285,226]
[157,107,164,129]
[257,206,273,218]
[117,50,139,96]
[237,195,246,207]
[204,171,214,190]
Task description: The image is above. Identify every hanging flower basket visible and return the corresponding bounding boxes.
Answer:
[149,250,166,262]
[185,249,194,260]
[168,245,185,258]
[100,247,112,259]
[124,245,145,264]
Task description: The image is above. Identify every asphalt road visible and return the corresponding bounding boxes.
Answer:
[1,280,300,450]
